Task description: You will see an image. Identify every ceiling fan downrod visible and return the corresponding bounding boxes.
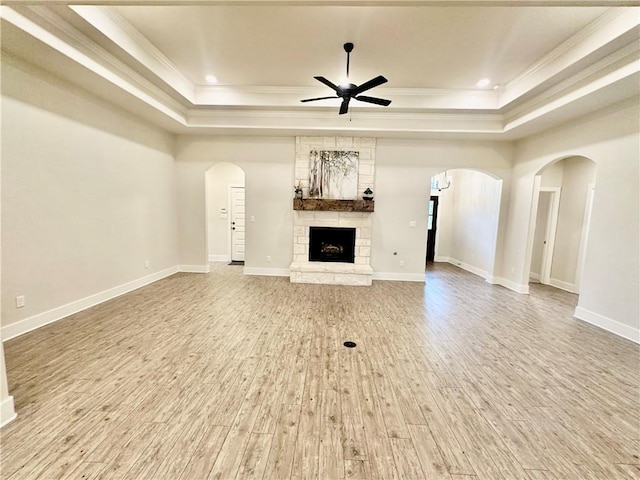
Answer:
[344,42,353,79]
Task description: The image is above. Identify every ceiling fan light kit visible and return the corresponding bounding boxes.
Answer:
[301,42,391,115]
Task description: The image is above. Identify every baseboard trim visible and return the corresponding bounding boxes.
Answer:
[529,272,541,282]
[372,272,425,282]
[443,258,530,294]
[243,267,290,277]
[0,396,16,428]
[434,256,450,263]
[1,266,179,342]
[208,254,230,262]
[179,265,211,273]
[574,306,639,344]
[486,276,530,294]
[549,278,578,294]
[448,258,488,279]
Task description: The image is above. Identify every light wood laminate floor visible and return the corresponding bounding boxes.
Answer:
[2,263,639,480]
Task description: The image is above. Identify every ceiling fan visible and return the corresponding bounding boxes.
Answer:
[300,42,391,115]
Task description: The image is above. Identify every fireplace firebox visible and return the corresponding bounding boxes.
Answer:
[309,227,356,263]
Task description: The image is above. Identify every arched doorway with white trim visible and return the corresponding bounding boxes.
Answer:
[205,162,246,265]
[527,155,597,294]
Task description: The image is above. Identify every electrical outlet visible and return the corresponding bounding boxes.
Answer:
[16,295,25,308]
[145,260,150,269]
[267,256,272,262]
[399,260,405,267]
[250,216,255,222]
[409,221,417,228]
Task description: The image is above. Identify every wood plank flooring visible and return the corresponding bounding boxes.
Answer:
[2,263,638,480]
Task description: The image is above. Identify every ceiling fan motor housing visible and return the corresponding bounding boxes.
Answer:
[337,84,357,97]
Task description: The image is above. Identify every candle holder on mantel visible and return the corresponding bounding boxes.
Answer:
[363,188,374,201]
[294,185,303,199]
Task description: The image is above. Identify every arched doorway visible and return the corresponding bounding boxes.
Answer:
[427,169,503,280]
[205,163,246,264]
[527,156,596,293]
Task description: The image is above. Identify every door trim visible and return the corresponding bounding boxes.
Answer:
[539,187,561,285]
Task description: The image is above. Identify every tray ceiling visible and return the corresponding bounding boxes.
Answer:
[1,1,638,139]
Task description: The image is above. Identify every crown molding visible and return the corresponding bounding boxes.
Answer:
[504,60,639,132]
[1,6,190,123]
[505,39,640,122]
[194,85,496,96]
[187,107,505,134]
[194,85,500,109]
[3,1,640,6]
[187,108,503,121]
[70,5,196,102]
[2,3,638,140]
[499,7,640,107]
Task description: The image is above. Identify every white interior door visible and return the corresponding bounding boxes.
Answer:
[230,186,245,262]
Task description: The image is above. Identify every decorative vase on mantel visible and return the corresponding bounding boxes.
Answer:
[363,188,374,201]
[294,186,303,199]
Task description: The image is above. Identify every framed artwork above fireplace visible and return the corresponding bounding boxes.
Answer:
[308,150,359,200]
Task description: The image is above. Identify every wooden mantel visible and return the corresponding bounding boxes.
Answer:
[293,198,374,212]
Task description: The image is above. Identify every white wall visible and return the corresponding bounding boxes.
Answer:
[436,169,502,278]
[1,56,178,334]
[550,157,597,290]
[540,162,564,187]
[174,136,295,273]
[3,54,635,349]
[205,163,245,261]
[374,139,513,279]
[532,157,597,290]
[506,100,639,341]
[0,98,16,424]
[175,136,514,280]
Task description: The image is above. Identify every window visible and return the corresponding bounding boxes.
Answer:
[428,199,435,230]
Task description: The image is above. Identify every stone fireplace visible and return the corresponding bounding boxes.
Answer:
[289,136,375,286]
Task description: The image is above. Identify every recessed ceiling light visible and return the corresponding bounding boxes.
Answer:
[476,78,491,88]
[205,75,218,85]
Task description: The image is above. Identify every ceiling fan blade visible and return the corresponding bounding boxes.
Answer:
[352,75,388,95]
[354,95,391,106]
[339,98,350,115]
[314,76,340,92]
[300,96,338,103]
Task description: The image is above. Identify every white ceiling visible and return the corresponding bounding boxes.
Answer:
[111,5,607,88]
[1,1,639,139]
